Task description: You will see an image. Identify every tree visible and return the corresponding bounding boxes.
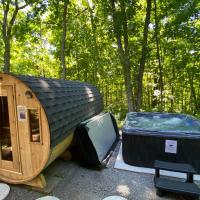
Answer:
[153,0,163,111]
[0,0,199,119]
[110,0,134,112]
[135,0,152,111]
[61,0,69,79]
[1,0,38,73]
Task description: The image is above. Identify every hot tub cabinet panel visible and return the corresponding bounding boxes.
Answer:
[0,73,103,187]
[122,112,200,173]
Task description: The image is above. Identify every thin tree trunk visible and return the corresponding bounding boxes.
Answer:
[181,89,184,112]
[86,0,98,84]
[147,72,151,110]
[2,2,11,73]
[111,0,134,112]
[61,0,69,80]
[135,0,152,111]
[84,67,88,82]
[184,91,187,112]
[170,64,175,112]
[152,69,158,109]
[154,0,164,111]
[106,84,108,107]
[120,84,123,104]
[187,69,197,113]
[101,80,104,100]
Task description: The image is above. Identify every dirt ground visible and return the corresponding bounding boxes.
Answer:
[3,142,199,200]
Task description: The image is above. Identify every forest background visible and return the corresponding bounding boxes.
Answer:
[0,0,200,124]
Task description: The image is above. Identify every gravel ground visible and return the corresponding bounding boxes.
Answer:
[3,142,199,200]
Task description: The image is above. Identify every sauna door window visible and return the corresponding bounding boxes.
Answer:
[29,109,41,143]
[0,96,13,161]
[0,85,20,172]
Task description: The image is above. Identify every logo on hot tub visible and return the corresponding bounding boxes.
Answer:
[165,140,177,154]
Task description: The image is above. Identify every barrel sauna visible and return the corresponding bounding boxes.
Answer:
[0,73,103,188]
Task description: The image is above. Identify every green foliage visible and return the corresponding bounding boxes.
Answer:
[0,0,199,122]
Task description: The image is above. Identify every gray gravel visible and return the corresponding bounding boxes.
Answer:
[3,142,199,200]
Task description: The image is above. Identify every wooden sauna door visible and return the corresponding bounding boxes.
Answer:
[0,85,20,172]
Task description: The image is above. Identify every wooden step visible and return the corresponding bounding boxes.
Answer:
[154,177,200,197]
[154,160,196,174]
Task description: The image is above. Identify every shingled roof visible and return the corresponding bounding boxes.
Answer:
[15,75,103,147]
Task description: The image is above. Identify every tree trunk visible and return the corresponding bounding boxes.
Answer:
[154,0,164,111]
[152,69,158,109]
[170,64,175,112]
[3,36,11,73]
[61,0,69,80]
[135,0,152,111]
[106,84,108,107]
[2,2,11,73]
[120,0,134,112]
[187,69,197,113]
[86,0,98,84]
[111,0,134,112]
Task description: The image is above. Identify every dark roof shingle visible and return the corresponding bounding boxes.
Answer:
[15,75,103,147]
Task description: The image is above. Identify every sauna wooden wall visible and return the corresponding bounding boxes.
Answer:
[0,74,51,183]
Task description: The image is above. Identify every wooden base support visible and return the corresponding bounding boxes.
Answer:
[25,174,46,189]
[59,150,72,161]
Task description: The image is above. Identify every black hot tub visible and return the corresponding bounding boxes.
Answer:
[122,112,200,173]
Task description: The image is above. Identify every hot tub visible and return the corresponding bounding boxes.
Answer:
[122,112,200,173]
